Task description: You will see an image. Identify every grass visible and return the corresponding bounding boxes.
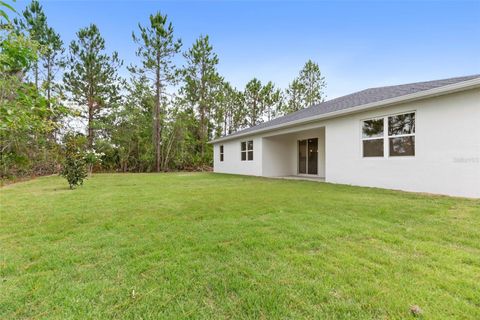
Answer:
[1,173,479,319]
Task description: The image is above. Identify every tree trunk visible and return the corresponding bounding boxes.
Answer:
[252,100,257,127]
[88,99,94,148]
[199,103,205,159]
[154,62,161,172]
[199,61,206,160]
[46,56,52,108]
[158,111,163,170]
[162,124,176,170]
[223,111,227,137]
[34,62,39,91]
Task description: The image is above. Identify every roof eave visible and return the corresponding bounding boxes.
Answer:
[209,77,480,144]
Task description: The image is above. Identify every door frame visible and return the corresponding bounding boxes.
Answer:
[297,137,319,176]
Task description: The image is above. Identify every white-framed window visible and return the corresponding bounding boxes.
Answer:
[388,112,415,157]
[241,140,253,161]
[361,111,415,158]
[362,117,384,157]
[220,145,224,162]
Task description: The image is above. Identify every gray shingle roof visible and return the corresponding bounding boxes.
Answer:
[222,74,480,140]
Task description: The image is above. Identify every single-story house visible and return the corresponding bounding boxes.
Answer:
[210,75,480,198]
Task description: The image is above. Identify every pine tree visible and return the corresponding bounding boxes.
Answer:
[244,79,282,126]
[130,12,181,172]
[14,0,47,90]
[63,24,123,148]
[283,60,326,115]
[14,1,64,114]
[42,26,63,107]
[216,82,245,136]
[244,78,262,127]
[262,82,283,121]
[298,59,326,107]
[181,35,222,161]
[284,78,306,114]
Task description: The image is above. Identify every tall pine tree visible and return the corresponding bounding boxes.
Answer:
[130,12,181,172]
[214,81,245,137]
[181,35,222,162]
[298,59,326,107]
[42,26,63,107]
[283,78,305,114]
[63,24,122,148]
[15,1,64,112]
[244,78,282,127]
[283,60,326,115]
[14,0,47,90]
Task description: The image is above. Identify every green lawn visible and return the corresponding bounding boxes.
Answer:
[1,173,479,319]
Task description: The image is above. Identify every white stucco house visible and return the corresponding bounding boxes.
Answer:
[210,75,480,198]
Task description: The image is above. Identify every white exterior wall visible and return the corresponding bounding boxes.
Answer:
[261,135,295,177]
[213,136,263,176]
[325,89,480,198]
[213,88,480,198]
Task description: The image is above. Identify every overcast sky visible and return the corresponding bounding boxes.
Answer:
[14,0,480,99]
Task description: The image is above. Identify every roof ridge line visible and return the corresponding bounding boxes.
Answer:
[364,74,480,91]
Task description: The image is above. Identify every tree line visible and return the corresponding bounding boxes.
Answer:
[1,0,327,180]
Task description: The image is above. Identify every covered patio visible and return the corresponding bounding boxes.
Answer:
[261,126,326,179]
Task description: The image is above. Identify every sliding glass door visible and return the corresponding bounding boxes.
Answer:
[298,140,307,174]
[307,138,318,175]
[298,138,318,175]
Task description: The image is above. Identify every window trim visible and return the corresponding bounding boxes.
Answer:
[361,111,416,159]
[361,116,385,158]
[241,140,254,161]
[219,145,224,162]
[387,112,415,157]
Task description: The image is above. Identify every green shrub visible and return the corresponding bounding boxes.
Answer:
[61,134,87,189]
